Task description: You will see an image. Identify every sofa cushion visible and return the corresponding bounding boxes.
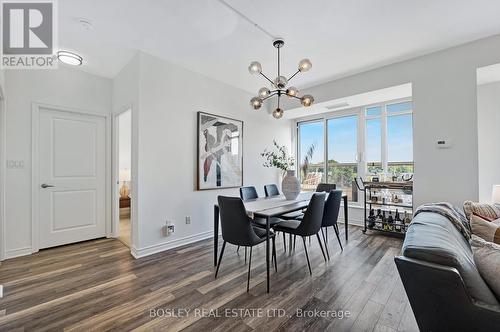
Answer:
[403,211,500,305]
[470,214,500,244]
[463,201,500,221]
[471,235,500,300]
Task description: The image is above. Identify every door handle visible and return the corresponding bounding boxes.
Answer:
[41,183,55,188]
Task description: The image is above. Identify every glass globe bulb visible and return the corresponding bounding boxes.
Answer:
[272,108,284,119]
[286,86,299,97]
[248,61,262,75]
[301,94,314,107]
[273,76,288,89]
[258,87,271,98]
[250,97,263,110]
[298,58,312,72]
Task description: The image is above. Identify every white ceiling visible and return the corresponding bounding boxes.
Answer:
[477,63,500,85]
[59,0,500,94]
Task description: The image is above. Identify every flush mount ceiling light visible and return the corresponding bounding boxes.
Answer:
[248,38,314,119]
[57,51,83,66]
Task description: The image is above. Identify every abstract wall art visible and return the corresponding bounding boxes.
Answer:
[197,112,243,190]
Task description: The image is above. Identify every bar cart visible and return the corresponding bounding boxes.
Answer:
[355,178,413,236]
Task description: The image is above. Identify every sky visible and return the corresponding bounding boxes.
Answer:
[299,103,413,165]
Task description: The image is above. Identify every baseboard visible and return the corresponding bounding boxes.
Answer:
[131,230,213,259]
[5,246,32,259]
[346,219,364,227]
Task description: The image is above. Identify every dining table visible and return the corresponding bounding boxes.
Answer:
[213,191,348,293]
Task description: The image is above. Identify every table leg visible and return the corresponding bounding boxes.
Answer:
[214,204,219,266]
[266,216,270,293]
[343,196,348,241]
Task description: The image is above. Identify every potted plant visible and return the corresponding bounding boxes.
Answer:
[261,140,300,200]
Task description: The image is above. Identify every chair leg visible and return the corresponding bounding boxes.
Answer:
[247,246,253,292]
[272,236,278,272]
[325,227,328,243]
[321,227,327,246]
[309,236,311,245]
[302,237,312,275]
[237,246,240,252]
[282,232,286,252]
[289,234,292,252]
[215,241,226,278]
[294,235,296,251]
[320,228,330,260]
[333,224,343,251]
[245,247,247,263]
[316,233,328,261]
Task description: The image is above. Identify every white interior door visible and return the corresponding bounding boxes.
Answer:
[37,107,106,249]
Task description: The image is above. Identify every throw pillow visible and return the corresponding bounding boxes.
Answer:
[471,235,500,299]
[463,201,500,221]
[470,214,500,244]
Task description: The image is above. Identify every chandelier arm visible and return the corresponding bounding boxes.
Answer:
[260,72,274,85]
[287,70,301,82]
[262,92,278,101]
[290,95,302,100]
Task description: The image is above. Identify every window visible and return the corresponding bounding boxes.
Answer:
[327,116,358,202]
[366,118,382,174]
[297,99,413,205]
[387,102,413,175]
[298,121,324,191]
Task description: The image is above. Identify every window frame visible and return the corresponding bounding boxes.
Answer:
[294,97,413,207]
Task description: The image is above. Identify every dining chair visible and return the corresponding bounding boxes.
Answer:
[263,184,302,252]
[316,183,337,192]
[320,190,343,259]
[264,184,280,197]
[238,186,282,256]
[274,193,327,275]
[239,186,259,201]
[216,196,277,291]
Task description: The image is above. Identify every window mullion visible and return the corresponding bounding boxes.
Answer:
[381,104,388,173]
[323,117,328,184]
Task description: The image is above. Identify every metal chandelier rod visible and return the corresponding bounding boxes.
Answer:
[216,0,276,39]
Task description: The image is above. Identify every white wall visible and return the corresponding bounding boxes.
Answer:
[477,81,500,202]
[118,110,132,171]
[133,52,291,255]
[3,67,112,258]
[112,53,141,248]
[285,34,500,207]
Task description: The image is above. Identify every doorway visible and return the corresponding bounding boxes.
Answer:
[0,86,5,261]
[113,109,132,247]
[476,63,500,202]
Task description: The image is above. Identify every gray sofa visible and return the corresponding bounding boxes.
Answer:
[395,211,500,331]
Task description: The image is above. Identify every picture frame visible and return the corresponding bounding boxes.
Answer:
[197,111,243,190]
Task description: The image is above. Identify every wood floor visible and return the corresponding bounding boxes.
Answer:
[0,225,418,331]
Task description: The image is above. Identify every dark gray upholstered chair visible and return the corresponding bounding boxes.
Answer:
[239,186,259,201]
[238,186,282,256]
[316,183,336,193]
[216,196,277,291]
[264,184,280,197]
[296,189,343,259]
[274,193,327,275]
[263,184,304,251]
[321,190,343,255]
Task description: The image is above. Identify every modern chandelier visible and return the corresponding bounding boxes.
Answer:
[248,38,314,119]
